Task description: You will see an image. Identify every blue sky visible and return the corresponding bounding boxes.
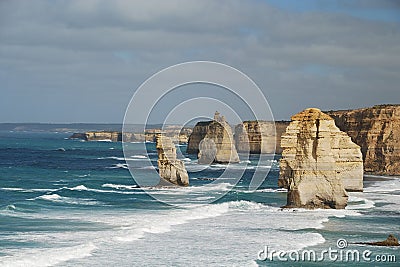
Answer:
[0,0,399,123]
[267,0,400,22]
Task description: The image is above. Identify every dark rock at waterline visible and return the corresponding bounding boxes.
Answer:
[355,234,399,247]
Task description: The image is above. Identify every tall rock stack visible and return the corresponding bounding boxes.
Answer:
[327,105,400,175]
[156,135,189,186]
[187,112,240,164]
[278,108,364,209]
[199,112,240,164]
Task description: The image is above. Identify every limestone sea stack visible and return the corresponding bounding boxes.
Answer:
[156,135,189,186]
[234,121,290,154]
[327,104,400,175]
[278,108,364,209]
[187,112,240,164]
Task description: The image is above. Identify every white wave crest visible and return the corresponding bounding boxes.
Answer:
[102,183,138,190]
[98,156,126,161]
[364,178,400,193]
[1,187,26,191]
[241,188,288,193]
[1,187,56,193]
[34,194,100,205]
[0,242,97,267]
[70,185,89,191]
[37,193,62,201]
[139,166,156,170]
[63,185,140,195]
[131,155,148,159]
[227,200,270,210]
[114,202,231,242]
[5,204,16,211]
[107,163,129,169]
[347,195,375,210]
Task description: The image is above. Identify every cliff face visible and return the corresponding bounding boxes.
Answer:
[186,122,210,154]
[187,112,240,163]
[327,105,400,175]
[234,121,289,154]
[69,133,88,140]
[156,135,189,186]
[145,127,192,143]
[275,122,290,154]
[86,131,122,142]
[70,128,192,144]
[122,132,146,142]
[279,108,364,209]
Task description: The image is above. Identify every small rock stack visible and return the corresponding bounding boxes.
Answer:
[156,135,189,186]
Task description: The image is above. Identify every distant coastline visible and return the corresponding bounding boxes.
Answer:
[0,123,187,133]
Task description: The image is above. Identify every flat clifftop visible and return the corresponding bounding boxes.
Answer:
[327,105,400,175]
[291,108,333,121]
[327,104,400,113]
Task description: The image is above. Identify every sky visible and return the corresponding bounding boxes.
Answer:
[0,0,399,123]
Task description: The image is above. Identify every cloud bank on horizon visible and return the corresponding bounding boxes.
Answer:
[0,0,399,123]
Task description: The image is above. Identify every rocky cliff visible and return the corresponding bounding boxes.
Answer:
[144,127,192,143]
[234,121,289,154]
[187,112,240,164]
[275,122,290,154]
[69,133,88,140]
[278,108,364,209]
[123,132,146,142]
[327,105,400,175]
[70,127,192,144]
[186,121,210,154]
[156,135,189,186]
[86,131,122,142]
[69,131,124,142]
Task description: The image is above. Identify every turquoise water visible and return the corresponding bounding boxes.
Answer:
[0,131,399,266]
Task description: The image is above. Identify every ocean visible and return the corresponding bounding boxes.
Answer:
[0,131,398,266]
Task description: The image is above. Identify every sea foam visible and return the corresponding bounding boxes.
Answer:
[0,242,97,267]
[102,183,138,190]
[34,193,101,206]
